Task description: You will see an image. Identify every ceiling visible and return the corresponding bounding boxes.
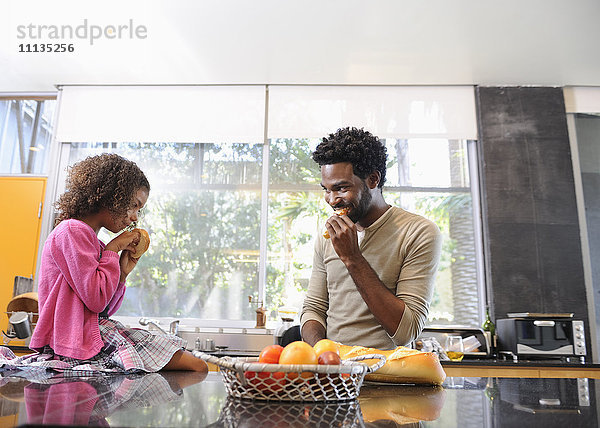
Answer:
[1,0,600,93]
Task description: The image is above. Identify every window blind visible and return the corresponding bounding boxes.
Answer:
[267,85,478,139]
[55,85,266,143]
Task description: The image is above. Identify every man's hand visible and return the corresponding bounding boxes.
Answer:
[326,213,406,337]
[325,214,362,262]
[301,320,326,346]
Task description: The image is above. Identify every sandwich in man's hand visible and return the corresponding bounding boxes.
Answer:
[323,207,350,239]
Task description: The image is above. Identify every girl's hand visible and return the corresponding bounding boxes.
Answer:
[119,249,139,282]
[105,231,142,282]
[105,231,139,254]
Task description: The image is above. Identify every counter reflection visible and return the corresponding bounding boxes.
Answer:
[208,384,446,427]
[0,370,207,427]
[0,372,597,427]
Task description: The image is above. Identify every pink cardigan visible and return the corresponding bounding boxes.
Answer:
[30,219,126,359]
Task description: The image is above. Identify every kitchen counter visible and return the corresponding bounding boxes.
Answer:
[0,370,597,427]
[445,357,598,367]
[442,357,600,379]
[194,349,600,379]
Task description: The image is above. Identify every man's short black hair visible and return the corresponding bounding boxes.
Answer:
[312,127,387,188]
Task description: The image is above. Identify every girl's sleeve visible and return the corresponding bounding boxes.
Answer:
[105,281,126,316]
[50,224,122,313]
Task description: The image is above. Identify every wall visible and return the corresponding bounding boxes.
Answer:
[3,0,600,91]
[475,87,590,353]
[574,115,600,357]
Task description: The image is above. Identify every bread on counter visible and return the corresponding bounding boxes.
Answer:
[339,344,446,385]
[359,385,446,423]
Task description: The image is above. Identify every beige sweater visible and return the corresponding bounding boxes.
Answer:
[300,206,442,350]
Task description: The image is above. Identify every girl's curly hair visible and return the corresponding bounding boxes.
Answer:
[55,153,150,225]
[312,127,387,188]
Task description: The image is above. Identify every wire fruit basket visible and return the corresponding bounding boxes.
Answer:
[193,350,386,402]
[210,396,364,427]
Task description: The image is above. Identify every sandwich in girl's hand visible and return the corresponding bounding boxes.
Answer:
[323,207,350,239]
[130,228,150,258]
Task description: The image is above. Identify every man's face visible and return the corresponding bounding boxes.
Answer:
[320,162,373,223]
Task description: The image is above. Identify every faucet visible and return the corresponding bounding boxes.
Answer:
[138,317,180,337]
[169,320,180,336]
[138,317,168,335]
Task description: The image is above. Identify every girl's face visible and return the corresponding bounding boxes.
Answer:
[105,187,149,233]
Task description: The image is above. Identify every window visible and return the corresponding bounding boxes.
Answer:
[67,142,264,321]
[264,137,482,327]
[50,85,483,328]
[266,138,324,313]
[383,138,482,326]
[0,98,57,174]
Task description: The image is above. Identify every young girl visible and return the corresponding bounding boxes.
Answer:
[18,153,207,374]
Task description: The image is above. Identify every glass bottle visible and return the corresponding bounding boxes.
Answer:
[483,309,495,336]
[482,308,496,356]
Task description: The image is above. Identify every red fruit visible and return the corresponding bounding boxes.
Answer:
[318,351,342,365]
[259,345,284,364]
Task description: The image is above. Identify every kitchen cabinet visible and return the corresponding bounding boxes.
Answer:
[0,176,46,340]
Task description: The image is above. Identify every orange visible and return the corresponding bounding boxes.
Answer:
[279,341,318,379]
[313,339,340,357]
[259,344,284,364]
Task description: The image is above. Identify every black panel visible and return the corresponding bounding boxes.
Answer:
[476,86,588,337]
[487,223,544,318]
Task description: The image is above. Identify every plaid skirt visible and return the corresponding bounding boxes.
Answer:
[0,318,187,376]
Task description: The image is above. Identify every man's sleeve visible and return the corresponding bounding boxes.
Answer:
[391,219,442,346]
[300,238,329,331]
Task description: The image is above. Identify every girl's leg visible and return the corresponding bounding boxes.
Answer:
[162,349,208,373]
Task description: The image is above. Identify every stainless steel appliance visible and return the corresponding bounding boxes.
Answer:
[417,326,491,357]
[498,378,590,413]
[496,313,586,361]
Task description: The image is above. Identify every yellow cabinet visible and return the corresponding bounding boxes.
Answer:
[0,176,46,341]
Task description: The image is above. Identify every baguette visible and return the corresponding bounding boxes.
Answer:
[358,386,446,423]
[131,228,150,258]
[339,344,446,385]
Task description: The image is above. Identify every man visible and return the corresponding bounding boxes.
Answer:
[300,127,442,350]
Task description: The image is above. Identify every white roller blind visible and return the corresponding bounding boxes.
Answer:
[56,86,266,142]
[268,85,478,139]
[564,87,600,114]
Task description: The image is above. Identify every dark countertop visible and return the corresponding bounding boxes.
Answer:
[1,370,597,427]
[12,345,599,368]
[443,356,600,368]
[198,348,600,368]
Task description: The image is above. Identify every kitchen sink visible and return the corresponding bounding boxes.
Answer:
[179,327,276,354]
[114,316,277,354]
